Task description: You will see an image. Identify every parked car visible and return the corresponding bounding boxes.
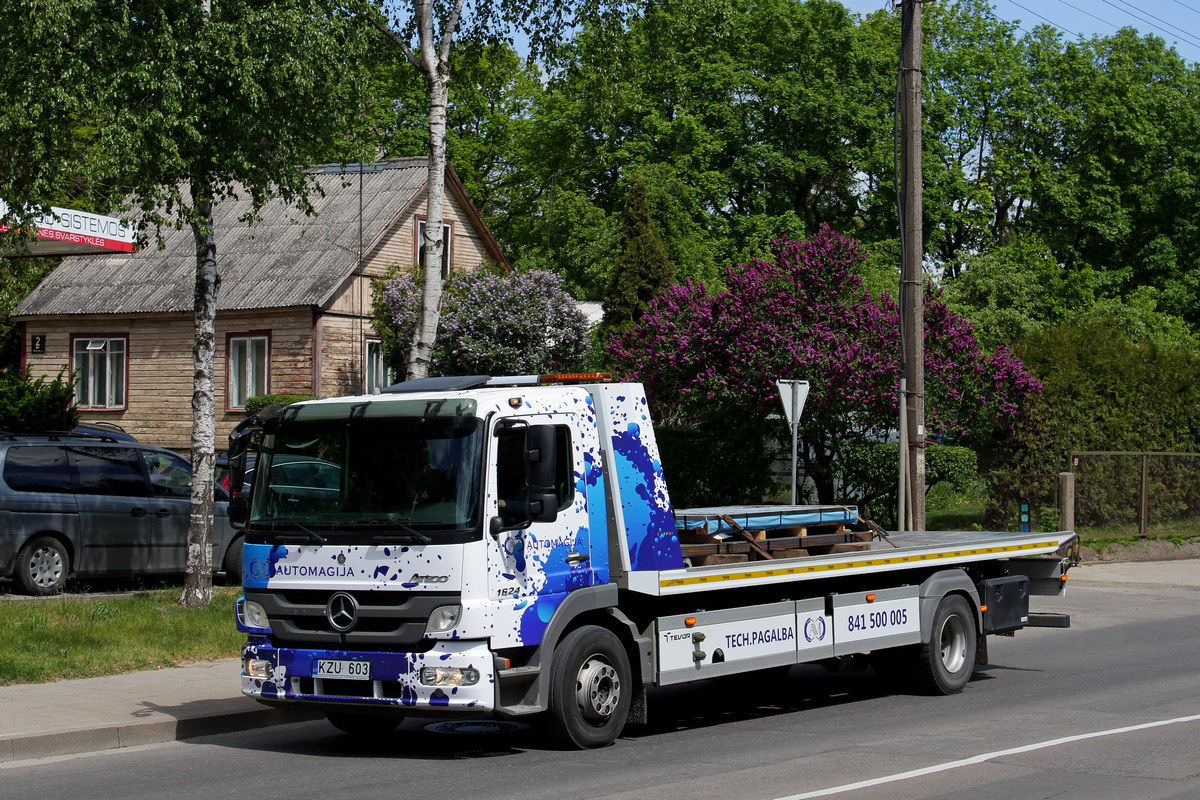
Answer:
[0,432,241,595]
[215,452,256,496]
[72,421,138,442]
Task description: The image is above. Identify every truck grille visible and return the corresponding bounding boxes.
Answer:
[246,589,457,648]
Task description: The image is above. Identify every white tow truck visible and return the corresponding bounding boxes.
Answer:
[230,374,1075,747]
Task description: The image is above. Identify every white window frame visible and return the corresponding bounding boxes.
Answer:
[73,336,126,409]
[229,334,269,410]
[365,339,396,395]
[417,219,452,278]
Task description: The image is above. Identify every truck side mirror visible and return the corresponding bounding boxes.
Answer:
[227,416,257,499]
[229,493,249,529]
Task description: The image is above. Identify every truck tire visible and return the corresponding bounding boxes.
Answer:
[15,536,68,595]
[325,711,402,736]
[916,594,977,695]
[547,625,632,749]
[223,536,244,581]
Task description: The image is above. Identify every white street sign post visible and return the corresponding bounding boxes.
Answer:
[777,380,810,505]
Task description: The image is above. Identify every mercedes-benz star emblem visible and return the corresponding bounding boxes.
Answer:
[326,592,359,633]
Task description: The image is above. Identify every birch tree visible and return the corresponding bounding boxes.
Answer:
[362,0,629,379]
[0,0,370,606]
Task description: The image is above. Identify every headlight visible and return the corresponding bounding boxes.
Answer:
[425,604,461,634]
[245,658,273,679]
[238,598,272,632]
[420,666,480,686]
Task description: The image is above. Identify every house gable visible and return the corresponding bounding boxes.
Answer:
[15,159,506,450]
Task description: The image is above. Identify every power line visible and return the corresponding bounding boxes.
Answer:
[1099,0,1200,50]
[1007,0,1082,39]
[1111,0,1200,50]
[1051,0,1121,33]
[1170,0,1200,18]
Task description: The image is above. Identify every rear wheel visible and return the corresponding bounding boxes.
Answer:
[547,625,632,749]
[325,711,402,736]
[916,595,977,694]
[15,536,68,595]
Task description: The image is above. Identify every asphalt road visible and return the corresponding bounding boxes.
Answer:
[5,578,1198,800]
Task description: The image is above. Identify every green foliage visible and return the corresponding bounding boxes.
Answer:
[0,258,56,371]
[0,368,79,432]
[992,319,1200,528]
[656,422,780,508]
[942,235,1097,348]
[601,173,674,337]
[842,441,977,523]
[244,394,315,415]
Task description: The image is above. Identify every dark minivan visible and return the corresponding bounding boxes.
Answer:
[0,432,241,595]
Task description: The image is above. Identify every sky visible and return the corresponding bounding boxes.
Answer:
[844,0,1200,65]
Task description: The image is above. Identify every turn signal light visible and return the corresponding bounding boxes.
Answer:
[685,617,697,627]
[866,594,876,603]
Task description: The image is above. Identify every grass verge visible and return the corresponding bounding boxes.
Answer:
[0,586,244,686]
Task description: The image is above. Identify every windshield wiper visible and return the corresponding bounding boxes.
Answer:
[342,517,434,545]
[269,520,327,546]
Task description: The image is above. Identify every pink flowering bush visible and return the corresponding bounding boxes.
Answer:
[609,226,1041,504]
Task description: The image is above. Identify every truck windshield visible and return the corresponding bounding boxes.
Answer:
[248,414,483,539]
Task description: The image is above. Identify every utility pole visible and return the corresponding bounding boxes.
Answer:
[899,0,926,531]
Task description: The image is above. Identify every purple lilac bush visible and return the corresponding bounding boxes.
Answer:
[380,269,588,376]
[609,226,1041,500]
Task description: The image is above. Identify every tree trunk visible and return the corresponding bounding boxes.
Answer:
[181,175,218,608]
[407,38,450,380]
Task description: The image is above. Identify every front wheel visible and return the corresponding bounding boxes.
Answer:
[15,536,69,595]
[547,625,633,749]
[916,594,977,694]
[325,711,402,737]
[223,536,244,581]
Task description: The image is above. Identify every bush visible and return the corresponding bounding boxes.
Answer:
[0,367,78,432]
[244,394,314,415]
[656,421,781,508]
[375,267,590,376]
[841,441,977,524]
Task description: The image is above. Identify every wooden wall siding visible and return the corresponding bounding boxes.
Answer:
[316,314,372,398]
[325,195,492,318]
[22,309,317,451]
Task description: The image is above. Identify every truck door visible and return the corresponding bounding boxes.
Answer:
[489,414,596,638]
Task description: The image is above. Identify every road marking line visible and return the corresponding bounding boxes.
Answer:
[774,713,1200,800]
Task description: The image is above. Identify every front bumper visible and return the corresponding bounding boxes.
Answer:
[242,638,497,712]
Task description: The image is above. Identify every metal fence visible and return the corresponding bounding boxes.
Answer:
[980,472,1061,532]
[1068,451,1200,536]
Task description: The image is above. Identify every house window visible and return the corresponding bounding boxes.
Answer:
[365,340,395,394]
[73,336,126,409]
[229,334,268,410]
[417,219,452,278]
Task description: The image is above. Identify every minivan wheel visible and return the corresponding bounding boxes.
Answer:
[15,536,69,595]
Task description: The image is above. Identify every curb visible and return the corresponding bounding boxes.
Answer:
[1,705,321,764]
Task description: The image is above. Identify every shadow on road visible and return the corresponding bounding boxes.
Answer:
[206,664,910,760]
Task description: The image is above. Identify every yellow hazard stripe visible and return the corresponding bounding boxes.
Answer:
[659,541,1060,589]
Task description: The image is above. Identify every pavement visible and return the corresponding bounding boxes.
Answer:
[1,558,1197,765]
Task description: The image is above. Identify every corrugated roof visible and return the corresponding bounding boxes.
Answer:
[16,159,430,316]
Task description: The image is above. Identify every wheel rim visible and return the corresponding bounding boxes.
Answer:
[938,613,968,674]
[575,654,620,724]
[29,544,63,588]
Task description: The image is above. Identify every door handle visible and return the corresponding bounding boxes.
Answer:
[155,509,171,518]
[131,507,148,518]
[565,550,589,565]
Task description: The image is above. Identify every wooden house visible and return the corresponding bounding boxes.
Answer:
[14,159,507,451]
